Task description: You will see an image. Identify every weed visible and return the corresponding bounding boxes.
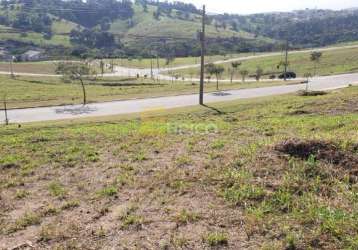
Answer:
[116,204,143,229]
[10,213,41,232]
[133,151,147,161]
[211,140,226,149]
[61,200,80,210]
[122,214,143,229]
[15,189,29,199]
[116,173,134,187]
[48,182,67,199]
[98,186,118,197]
[222,184,266,206]
[3,177,24,188]
[298,90,327,96]
[172,236,189,248]
[42,204,59,216]
[204,232,229,246]
[39,222,79,242]
[174,209,201,225]
[95,226,106,238]
[285,232,299,250]
[175,155,192,166]
[169,179,190,192]
[270,189,294,213]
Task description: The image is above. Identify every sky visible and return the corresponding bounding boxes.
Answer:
[177,0,358,14]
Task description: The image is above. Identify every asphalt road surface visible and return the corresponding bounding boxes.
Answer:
[1,73,358,124]
[106,44,358,80]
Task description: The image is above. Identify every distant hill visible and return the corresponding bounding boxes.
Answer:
[0,0,357,59]
[0,0,276,59]
[109,3,275,57]
[215,8,358,48]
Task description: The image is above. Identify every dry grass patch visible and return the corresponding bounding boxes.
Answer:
[297,90,328,96]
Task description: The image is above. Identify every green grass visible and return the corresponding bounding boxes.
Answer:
[0,14,72,47]
[111,4,254,40]
[106,52,256,69]
[8,213,41,233]
[175,45,358,79]
[204,232,229,246]
[106,2,262,69]
[51,18,79,34]
[98,186,118,197]
[48,182,67,199]
[111,3,273,55]
[0,61,58,74]
[0,74,295,109]
[174,209,201,225]
[0,31,71,47]
[0,4,273,57]
[0,87,357,248]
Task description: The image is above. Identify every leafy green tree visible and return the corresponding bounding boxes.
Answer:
[255,67,263,81]
[56,62,96,105]
[240,70,249,82]
[230,62,242,83]
[100,17,111,31]
[231,21,238,31]
[310,51,323,76]
[205,63,225,90]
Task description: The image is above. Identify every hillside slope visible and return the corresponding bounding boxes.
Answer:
[1,1,358,59]
[111,4,275,57]
[215,8,358,48]
[0,0,276,59]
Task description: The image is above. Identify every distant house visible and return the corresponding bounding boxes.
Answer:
[20,50,45,62]
[0,48,12,61]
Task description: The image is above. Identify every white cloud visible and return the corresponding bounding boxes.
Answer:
[176,0,358,14]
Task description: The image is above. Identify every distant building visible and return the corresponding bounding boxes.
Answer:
[0,48,12,61]
[20,50,45,61]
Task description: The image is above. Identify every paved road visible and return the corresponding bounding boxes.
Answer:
[1,73,358,124]
[105,44,358,80]
[1,44,358,82]
[159,44,358,72]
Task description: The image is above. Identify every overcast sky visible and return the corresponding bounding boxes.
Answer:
[176,0,358,14]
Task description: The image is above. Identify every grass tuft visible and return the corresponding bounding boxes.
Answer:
[204,232,229,246]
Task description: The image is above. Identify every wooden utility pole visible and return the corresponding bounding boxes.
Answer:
[110,59,114,73]
[199,5,206,105]
[10,56,14,79]
[156,55,160,83]
[100,60,104,76]
[284,40,289,81]
[150,58,153,79]
[3,94,8,125]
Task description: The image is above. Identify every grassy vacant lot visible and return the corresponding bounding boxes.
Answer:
[0,87,357,249]
[175,46,358,79]
[0,62,58,75]
[0,31,70,47]
[0,75,295,109]
[105,53,254,69]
